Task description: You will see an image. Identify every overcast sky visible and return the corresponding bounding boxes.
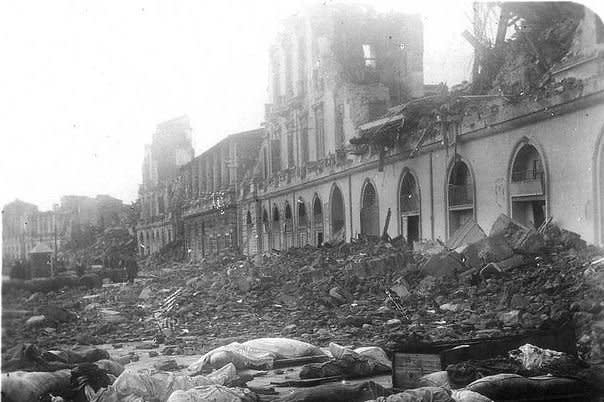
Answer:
[2,0,598,211]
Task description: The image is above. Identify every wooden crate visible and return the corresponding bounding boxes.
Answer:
[392,352,442,390]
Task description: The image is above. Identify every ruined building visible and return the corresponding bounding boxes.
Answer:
[238,2,604,252]
[180,129,264,260]
[239,3,424,253]
[2,200,45,267]
[2,194,125,268]
[137,116,194,256]
[330,3,604,246]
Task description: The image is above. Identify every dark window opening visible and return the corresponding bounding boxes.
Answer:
[317,232,324,247]
[407,215,420,245]
[362,183,376,208]
[361,182,379,236]
[512,145,544,182]
[313,197,322,220]
[285,203,292,220]
[262,209,269,232]
[298,200,307,226]
[273,206,280,223]
[400,173,420,213]
[331,186,345,234]
[448,161,474,237]
[448,161,473,207]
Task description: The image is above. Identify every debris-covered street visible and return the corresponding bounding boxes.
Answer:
[3,1,604,401]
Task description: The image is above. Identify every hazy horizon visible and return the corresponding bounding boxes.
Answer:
[3,0,599,211]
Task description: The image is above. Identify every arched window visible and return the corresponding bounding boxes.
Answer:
[360,180,379,236]
[246,210,253,226]
[399,171,420,245]
[447,160,474,237]
[284,202,293,249]
[312,196,324,247]
[262,208,270,252]
[330,185,345,237]
[262,208,269,231]
[298,199,307,226]
[285,202,292,222]
[297,198,308,246]
[272,204,281,250]
[510,144,546,228]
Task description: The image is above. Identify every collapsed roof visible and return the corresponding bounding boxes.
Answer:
[350,2,597,153]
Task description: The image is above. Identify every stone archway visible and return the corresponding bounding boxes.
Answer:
[330,185,345,239]
[360,180,379,237]
[272,204,281,250]
[509,143,547,229]
[297,198,309,247]
[284,202,293,249]
[447,159,475,237]
[399,171,421,245]
[262,208,270,252]
[312,195,324,247]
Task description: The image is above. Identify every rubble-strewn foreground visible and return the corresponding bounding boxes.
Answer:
[2,216,604,401]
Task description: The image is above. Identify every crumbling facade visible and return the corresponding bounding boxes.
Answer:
[134,3,604,258]
[239,3,424,253]
[136,116,194,256]
[179,129,263,260]
[236,2,604,253]
[343,4,604,246]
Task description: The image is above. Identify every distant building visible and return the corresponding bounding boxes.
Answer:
[2,199,39,266]
[96,194,124,228]
[136,116,195,255]
[179,128,264,259]
[2,194,125,269]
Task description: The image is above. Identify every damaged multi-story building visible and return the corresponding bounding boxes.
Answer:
[237,2,604,252]
[342,3,604,246]
[179,129,264,260]
[239,3,424,253]
[136,116,194,256]
[136,3,604,258]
